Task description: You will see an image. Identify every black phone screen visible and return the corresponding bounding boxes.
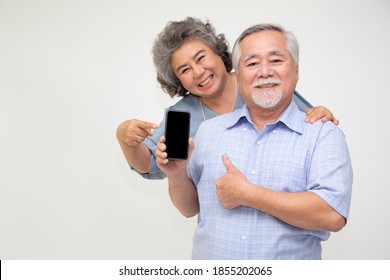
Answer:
[164,110,191,160]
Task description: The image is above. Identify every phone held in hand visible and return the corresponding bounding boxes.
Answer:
[164,110,191,160]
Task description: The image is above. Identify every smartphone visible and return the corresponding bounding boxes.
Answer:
[164,110,191,160]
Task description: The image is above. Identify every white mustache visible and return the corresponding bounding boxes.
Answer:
[252,78,281,88]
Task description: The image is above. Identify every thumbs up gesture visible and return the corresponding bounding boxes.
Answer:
[216,154,251,209]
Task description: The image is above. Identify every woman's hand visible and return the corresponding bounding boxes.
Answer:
[305,106,339,125]
[116,119,157,147]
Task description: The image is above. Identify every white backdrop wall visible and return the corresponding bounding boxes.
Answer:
[0,0,389,259]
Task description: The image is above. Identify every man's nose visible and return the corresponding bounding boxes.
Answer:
[257,62,274,78]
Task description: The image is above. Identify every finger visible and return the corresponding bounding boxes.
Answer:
[156,157,169,168]
[140,121,158,135]
[304,108,315,122]
[324,117,340,126]
[222,153,234,172]
[156,136,167,152]
[308,111,327,123]
[158,135,166,144]
[188,138,196,157]
[305,107,314,114]
[135,134,144,143]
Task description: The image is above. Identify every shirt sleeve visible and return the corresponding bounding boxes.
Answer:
[129,113,167,180]
[307,124,353,219]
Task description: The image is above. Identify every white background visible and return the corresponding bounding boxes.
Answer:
[0,0,389,259]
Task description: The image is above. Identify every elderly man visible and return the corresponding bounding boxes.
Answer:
[156,23,353,259]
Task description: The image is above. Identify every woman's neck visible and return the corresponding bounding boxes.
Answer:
[200,73,237,115]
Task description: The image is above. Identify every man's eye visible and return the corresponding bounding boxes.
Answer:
[271,59,282,64]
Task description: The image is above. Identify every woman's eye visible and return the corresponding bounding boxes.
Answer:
[197,54,206,62]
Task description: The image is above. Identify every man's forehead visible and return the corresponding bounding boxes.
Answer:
[243,49,287,63]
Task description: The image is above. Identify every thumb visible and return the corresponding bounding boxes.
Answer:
[222,153,234,172]
[140,121,158,136]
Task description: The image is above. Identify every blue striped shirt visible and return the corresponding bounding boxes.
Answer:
[187,100,353,259]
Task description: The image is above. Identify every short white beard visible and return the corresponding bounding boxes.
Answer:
[252,89,282,108]
[251,86,282,108]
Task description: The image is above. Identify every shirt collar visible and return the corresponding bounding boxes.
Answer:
[225,100,304,135]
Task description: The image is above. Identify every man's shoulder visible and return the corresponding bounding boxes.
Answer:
[302,118,344,141]
[195,110,244,144]
[288,101,341,136]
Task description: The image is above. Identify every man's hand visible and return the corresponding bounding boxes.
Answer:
[156,136,195,177]
[215,154,251,209]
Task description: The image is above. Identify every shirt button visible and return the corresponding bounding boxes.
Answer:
[273,130,277,133]
[243,128,247,131]
[241,235,246,240]
[257,141,261,145]
[251,170,256,175]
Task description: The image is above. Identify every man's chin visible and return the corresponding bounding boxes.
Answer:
[252,93,282,108]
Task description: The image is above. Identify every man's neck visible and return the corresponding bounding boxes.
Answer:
[249,100,292,132]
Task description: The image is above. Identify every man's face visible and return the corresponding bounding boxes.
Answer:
[236,30,299,110]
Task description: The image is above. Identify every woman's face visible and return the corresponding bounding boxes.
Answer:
[170,39,229,98]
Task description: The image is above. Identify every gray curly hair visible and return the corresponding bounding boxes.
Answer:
[152,17,233,98]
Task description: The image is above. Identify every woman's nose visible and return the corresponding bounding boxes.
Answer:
[193,64,205,78]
